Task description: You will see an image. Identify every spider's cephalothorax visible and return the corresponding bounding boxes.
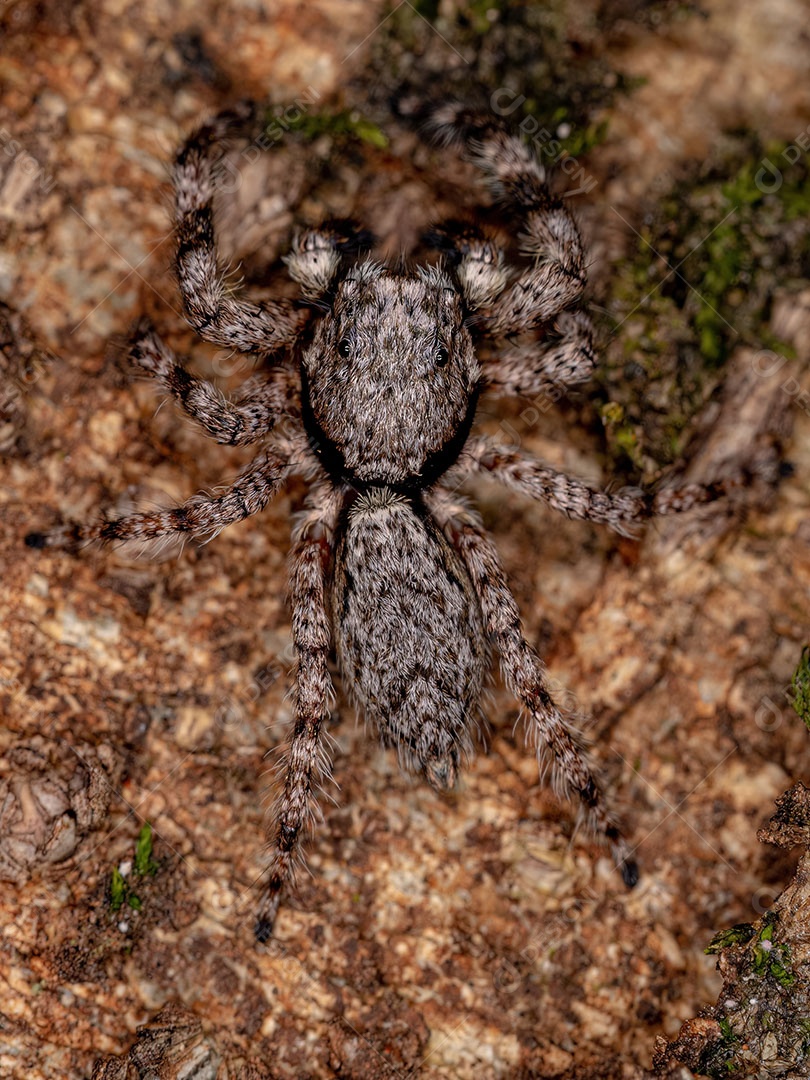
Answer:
[298,261,480,487]
[26,100,745,942]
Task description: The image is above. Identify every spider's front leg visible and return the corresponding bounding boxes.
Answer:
[129,319,296,446]
[425,219,596,399]
[174,104,307,353]
[419,108,597,400]
[254,484,342,943]
[427,488,638,886]
[422,103,587,336]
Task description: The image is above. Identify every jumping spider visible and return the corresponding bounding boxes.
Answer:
[26,100,740,941]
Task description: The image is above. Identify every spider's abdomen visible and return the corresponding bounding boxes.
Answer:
[332,488,487,790]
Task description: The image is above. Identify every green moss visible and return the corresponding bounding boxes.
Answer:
[108,824,160,916]
[790,646,810,730]
[717,1018,735,1040]
[600,132,810,475]
[701,909,804,1077]
[462,0,505,36]
[410,0,440,18]
[703,1016,740,1076]
[705,923,755,954]
[557,118,610,160]
[134,822,159,877]
[751,917,796,988]
[109,866,127,913]
[265,106,388,149]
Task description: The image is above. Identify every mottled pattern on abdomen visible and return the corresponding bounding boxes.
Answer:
[332,488,487,788]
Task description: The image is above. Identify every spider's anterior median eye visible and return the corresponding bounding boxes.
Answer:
[435,344,450,368]
[338,337,352,359]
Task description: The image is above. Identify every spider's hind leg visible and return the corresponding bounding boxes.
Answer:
[427,486,638,887]
[255,485,342,942]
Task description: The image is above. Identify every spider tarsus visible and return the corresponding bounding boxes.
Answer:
[389,85,433,122]
[424,752,458,792]
[253,912,276,944]
[621,857,640,889]
[651,472,746,517]
[24,526,82,552]
[130,314,155,337]
[579,777,598,807]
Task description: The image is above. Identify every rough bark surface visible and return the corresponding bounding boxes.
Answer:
[1,1,809,1077]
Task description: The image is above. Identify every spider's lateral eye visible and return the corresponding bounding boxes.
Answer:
[435,344,450,368]
[338,337,351,359]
